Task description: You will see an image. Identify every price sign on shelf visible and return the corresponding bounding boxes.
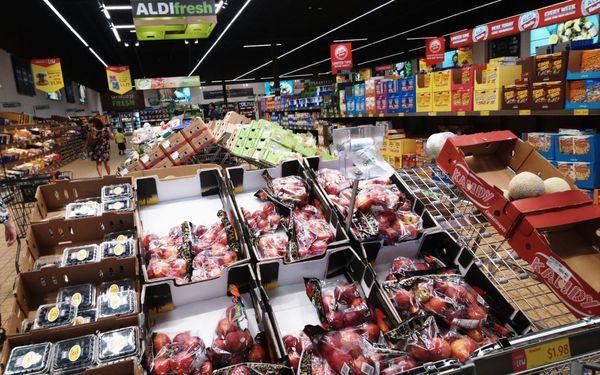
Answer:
[512,338,571,372]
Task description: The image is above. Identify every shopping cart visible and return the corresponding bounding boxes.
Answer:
[0,171,72,238]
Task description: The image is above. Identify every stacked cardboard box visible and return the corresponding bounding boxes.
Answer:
[474,57,522,111]
[380,131,416,168]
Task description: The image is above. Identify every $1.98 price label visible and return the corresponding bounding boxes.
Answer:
[512,338,571,371]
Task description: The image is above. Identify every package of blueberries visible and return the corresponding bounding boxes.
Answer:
[5,342,53,375]
[75,309,97,325]
[103,230,136,244]
[65,201,101,219]
[33,302,77,330]
[97,326,140,363]
[102,199,133,213]
[97,290,137,318]
[33,255,63,270]
[100,239,135,259]
[52,335,97,374]
[57,284,96,310]
[98,279,135,297]
[101,184,133,202]
[61,245,99,267]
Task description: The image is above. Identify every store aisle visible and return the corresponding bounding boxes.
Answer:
[0,139,130,324]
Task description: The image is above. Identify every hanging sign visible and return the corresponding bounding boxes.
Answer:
[134,76,201,90]
[330,43,353,74]
[31,58,64,93]
[425,37,445,66]
[449,0,599,48]
[106,66,133,95]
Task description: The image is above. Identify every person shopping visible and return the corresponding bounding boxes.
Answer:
[0,197,17,246]
[115,128,127,155]
[90,117,115,177]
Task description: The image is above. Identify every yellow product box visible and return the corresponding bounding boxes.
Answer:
[474,88,501,111]
[432,90,451,111]
[416,73,432,94]
[432,70,452,92]
[475,64,522,91]
[416,91,433,112]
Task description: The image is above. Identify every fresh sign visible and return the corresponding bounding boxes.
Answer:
[132,0,216,17]
[330,43,353,74]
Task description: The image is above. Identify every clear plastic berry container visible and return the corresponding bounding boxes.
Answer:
[100,239,135,259]
[52,335,96,374]
[61,245,99,267]
[101,199,133,213]
[97,290,137,318]
[33,255,62,270]
[75,309,97,325]
[57,284,96,310]
[101,184,133,201]
[5,342,52,375]
[98,279,135,297]
[65,201,100,219]
[97,326,140,363]
[103,230,136,244]
[33,302,77,330]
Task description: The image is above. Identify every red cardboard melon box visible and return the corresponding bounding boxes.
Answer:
[436,131,591,237]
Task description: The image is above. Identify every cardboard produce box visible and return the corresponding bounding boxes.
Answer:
[362,230,532,334]
[142,264,285,370]
[436,131,592,237]
[19,211,137,274]
[451,67,475,111]
[158,131,188,155]
[532,52,568,82]
[225,159,349,263]
[134,167,250,289]
[33,175,131,222]
[508,205,600,317]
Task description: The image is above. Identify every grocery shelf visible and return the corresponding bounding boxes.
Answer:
[321,109,600,120]
[264,107,323,113]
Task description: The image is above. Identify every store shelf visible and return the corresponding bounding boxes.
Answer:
[321,109,600,119]
[264,107,323,113]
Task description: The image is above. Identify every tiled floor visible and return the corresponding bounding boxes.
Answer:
[0,142,129,325]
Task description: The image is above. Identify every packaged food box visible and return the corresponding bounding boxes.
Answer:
[400,92,415,112]
[555,134,600,162]
[522,132,556,160]
[75,309,97,325]
[533,52,567,82]
[100,239,135,259]
[52,335,96,374]
[97,326,140,363]
[57,283,96,310]
[101,184,133,202]
[98,278,135,296]
[65,201,100,219]
[5,342,52,375]
[556,161,600,189]
[567,49,600,80]
[531,81,565,110]
[61,245,99,267]
[97,290,137,318]
[33,301,77,330]
[102,198,133,213]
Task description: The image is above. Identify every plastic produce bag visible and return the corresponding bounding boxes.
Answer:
[316,169,352,196]
[293,204,335,260]
[150,330,206,375]
[257,232,288,259]
[385,255,447,281]
[213,363,292,375]
[242,202,282,237]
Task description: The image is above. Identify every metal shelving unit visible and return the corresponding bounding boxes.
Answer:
[396,165,600,374]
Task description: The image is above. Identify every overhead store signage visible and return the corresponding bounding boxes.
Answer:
[134,76,201,90]
[106,66,133,95]
[131,0,217,40]
[425,37,445,66]
[30,58,64,93]
[449,0,600,48]
[330,43,353,74]
[101,90,145,111]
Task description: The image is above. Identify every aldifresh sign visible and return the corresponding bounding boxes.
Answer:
[132,0,216,17]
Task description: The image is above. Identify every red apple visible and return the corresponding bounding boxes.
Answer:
[243,329,254,349]
[353,356,375,375]
[451,337,478,362]
[152,356,171,375]
[429,337,452,361]
[329,310,345,330]
[199,360,213,375]
[148,259,170,279]
[466,328,484,342]
[153,333,171,355]
[160,246,179,260]
[143,233,159,249]
[409,340,430,361]
[382,356,417,374]
[170,258,188,277]
[360,322,380,342]
[214,338,228,351]
[467,305,486,321]
[393,289,414,310]
[283,335,299,352]
[424,296,448,315]
[173,332,191,345]
[334,284,358,305]
[186,336,204,351]
[343,309,368,327]
[216,317,235,337]
[289,352,300,370]
[230,365,250,375]
[325,352,353,374]
[247,343,266,362]
[226,330,249,352]
[170,351,193,374]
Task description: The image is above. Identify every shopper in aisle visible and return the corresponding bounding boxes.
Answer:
[90,117,115,177]
[208,102,220,120]
[0,198,17,246]
[115,128,127,155]
[79,119,89,159]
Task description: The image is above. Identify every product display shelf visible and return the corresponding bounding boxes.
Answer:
[320,108,600,119]
[397,166,600,373]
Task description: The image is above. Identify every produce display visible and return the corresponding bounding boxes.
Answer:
[64,183,135,218]
[316,169,422,243]
[4,342,53,375]
[33,302,78,330]
[97,290,137,318]
[97,327,141,363]
[143,212,240,285]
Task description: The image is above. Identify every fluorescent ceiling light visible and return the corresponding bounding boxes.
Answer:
[111,26,121,42]
[234,0,394,80]
[405,37,433,40]
[104,5,132,10]
[333,38,367,42]
[281,57,330,77]
[42,0,88,47]
[101,6,111,19]
[185,40,189,45]
[243,43,282,48]
[194,40,199,44]
[124,42,129,47]
[135,42,140,47]
[284,73,313,78]
[114,24,135,29]
[216,1,224,13]
[358,51,405,66]
[225,78,254,82]
[211,80,223,83]
[129,30,136,33]
[189,0,252,76]
[88,47,107,67]
[409,46,426,51]
[318,71,331,75]
[260,76,274,80]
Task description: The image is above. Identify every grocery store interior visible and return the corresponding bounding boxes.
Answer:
[0,0,599,374]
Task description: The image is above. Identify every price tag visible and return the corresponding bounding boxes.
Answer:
[348,114,354,118]
[397,112,405,117]
[519,109,531,116]
[368,113,374,117]
[512,338,571,371]
[574,109,589,116]
[428,112,437,116]
[457,111,466,116]
[480,110,490,116]
[378,113,385,117]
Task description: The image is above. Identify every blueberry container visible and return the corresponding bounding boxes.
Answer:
[101,184,133,201]
[97,290,136,318]
[5,342,52,375]
[33,302,77,330]
[103,230,136,244]
[101,199,133,213]
[97,326,140,363]
[33,255,62,270]
[52,335,97,374]
[61,245,99,267]
[57,284,95,310]
[98,279,135,297]
[75,309,97,325]
[65,201,100,219]
[100,239,135,259]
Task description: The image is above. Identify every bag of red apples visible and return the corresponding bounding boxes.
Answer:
[315,169,422,244]
[244,174,335,262]
[150,330,207,375]
[385,255,448,282]
[143,211,240,285]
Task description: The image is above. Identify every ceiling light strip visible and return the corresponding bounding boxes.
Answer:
[114,24,135,29]
[358,51,405,66]
[42,0,89,47]
[189,0,252,76]
[333,38,368,42]
[111,26,121,42]
[88,47,108,67]
[104,5,132,10]
[216,1,224,13]
[243,44,271,48]
[234,0,394,80]
[281,57,331,77]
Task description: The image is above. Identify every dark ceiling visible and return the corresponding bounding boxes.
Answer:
[0,0,561,92]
